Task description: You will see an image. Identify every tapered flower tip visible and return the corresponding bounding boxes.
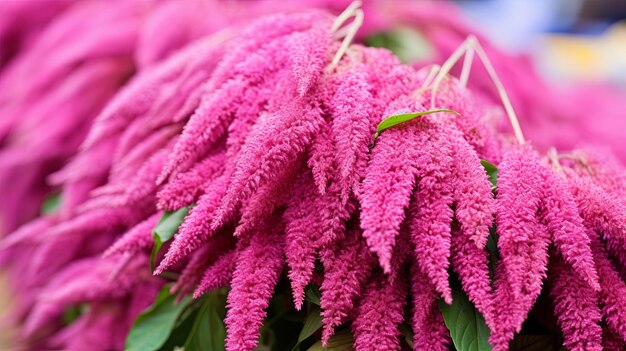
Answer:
[353,266,409,351]
[495,143,550,299]
[283,175,323,309]
[224,220,284,351]
[549,255,603,351]
[155,177,228,275]
[170,246,212,297]
[193,250,237,299]
[156,150,225,211]
[320,227,375,344]
[289,25,333,97]
[103,213,160,257]
[449,218,494,324]
[409,257,451,351]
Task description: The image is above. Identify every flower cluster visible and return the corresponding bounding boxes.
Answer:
[1,2,626,351]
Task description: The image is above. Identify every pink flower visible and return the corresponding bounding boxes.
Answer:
[224,219,284,351]
[359,96,428,273]
[194,250,237,298]
[450,221,493,325]
[409,259,450,351]
[104,213,160,257]
[589,230,626,340]
[540,166,599,292]
[489,257,543,350]
[283,171,354,309]
[157,149,225,211]
[320,227,374,344]
[549,255,603,351]
[495,145,548,299]
[567,174,626,270]
[406,123,467,304]
[155,176,228,273]
[329,65,375,196]
[213,98,324,229]
[352,271,408,351]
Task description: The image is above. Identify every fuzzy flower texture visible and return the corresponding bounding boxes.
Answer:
[1,2,626,351]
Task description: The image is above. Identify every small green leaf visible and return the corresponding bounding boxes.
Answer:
[183,292,226,351]
[150,235,163,272]
[480,160,498,189]
[292,307,323,350]
[365,27,433,63]
[153,207,190,242]
[62,304,87,325]
[307,329,353,351]
[439,282,492,351]
[150,207,190,270]
[125,286,192,351]
[41,193,61,215]
[299,307,322,342]
[305,285,321,306]
[375,109,459,138]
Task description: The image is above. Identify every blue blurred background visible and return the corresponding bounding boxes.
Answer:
[455,0,626,84]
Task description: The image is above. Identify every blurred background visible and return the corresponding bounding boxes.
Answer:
[455,0,626,84]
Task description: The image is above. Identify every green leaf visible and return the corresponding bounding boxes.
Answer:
[305,285,321,306]
[365,27,433,63]
[125,286,192,351]
[153,207,190,242]
[480,160,499,189]
[157,308,199,351]
[292,307,323,350]
[298,307,322,342]
[41,193,61,215]
[150,207,190,270]
[375,109,459,138]
[439,283,492,351]
[307,329,354,351]
[62,304,87,325]
[150,235,164,272]
[183,292,226,351]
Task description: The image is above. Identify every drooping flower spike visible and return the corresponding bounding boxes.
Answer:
[548,254,603,351]
[224,217,285,351]
[488,145,602,349]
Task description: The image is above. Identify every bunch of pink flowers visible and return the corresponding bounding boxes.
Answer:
[1,1,626,351]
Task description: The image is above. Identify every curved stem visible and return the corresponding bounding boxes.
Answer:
[473,40,525,144]
[429,36,474,109]
[331,8,364,66]
[331,1,362,32]
[459,42,474,87]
